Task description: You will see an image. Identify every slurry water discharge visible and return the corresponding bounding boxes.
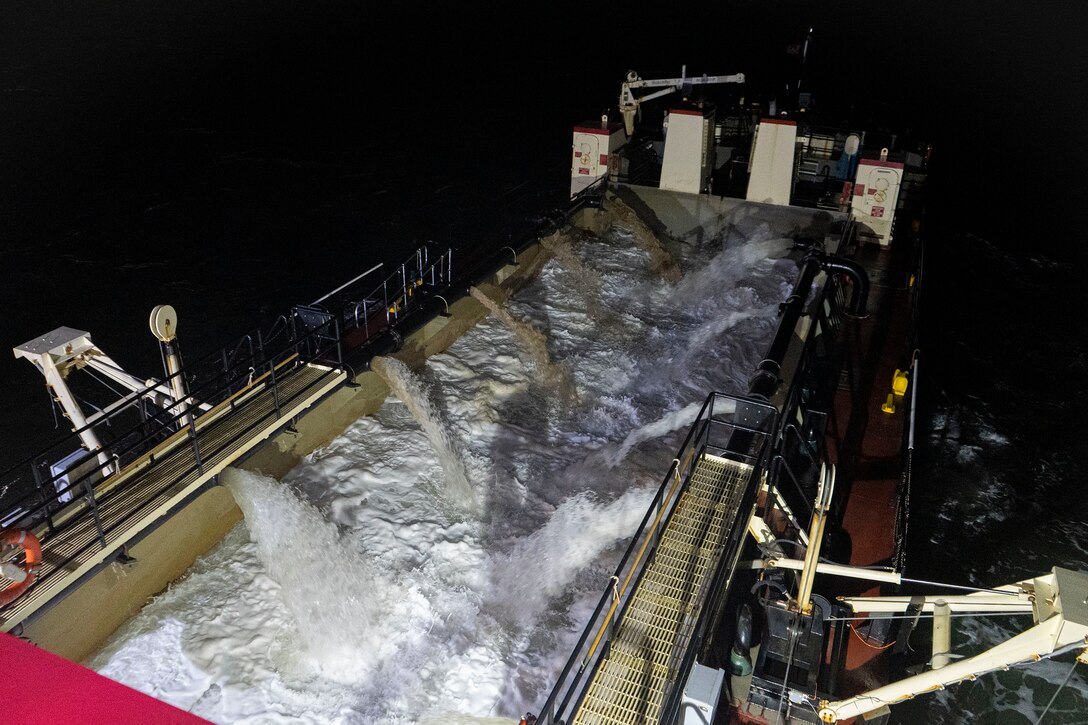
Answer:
[369,356,478,516]
[86,213,804,723]
[467,285,577,404]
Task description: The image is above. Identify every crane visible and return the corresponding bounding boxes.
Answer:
[816,567,1088,722]
[618,65,745,136]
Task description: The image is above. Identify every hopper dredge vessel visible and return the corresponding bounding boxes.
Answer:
[534,68,1088,724]
[0,63,1084,725]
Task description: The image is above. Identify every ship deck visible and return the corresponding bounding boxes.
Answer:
[0,361,346,631]
[829,231,918,692]
[561,183,921,723]
[572,455,753,725]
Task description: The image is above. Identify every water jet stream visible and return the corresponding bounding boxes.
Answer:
[222,467,386,681]
[469,286,577,402]
[607,196,683,283]
[370,356,478,512]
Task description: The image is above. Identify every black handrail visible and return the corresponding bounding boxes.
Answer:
[535,392,776,725]
[0,244,454,532]
[1,315,346,538]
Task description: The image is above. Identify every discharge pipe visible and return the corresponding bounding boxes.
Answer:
[729,250,868,458]
[820,257,868,318]
[747,251,869,402]
[747,255,822,401]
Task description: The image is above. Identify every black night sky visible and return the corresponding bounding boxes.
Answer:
[5,1,1086,261]
[1,2,1085,499]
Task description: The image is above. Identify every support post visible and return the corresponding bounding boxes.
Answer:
[162,340,191,429]
[932,599,951,670]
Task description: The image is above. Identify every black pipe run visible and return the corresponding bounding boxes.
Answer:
[747,256,823,402]
[747,251,869,403]
[727,250,867,463]
[821,257,869,318]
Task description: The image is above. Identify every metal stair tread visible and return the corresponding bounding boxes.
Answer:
[572,454,753,725]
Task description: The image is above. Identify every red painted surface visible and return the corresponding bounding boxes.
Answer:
[572,123,624,136]
[0,633,211,725]
[726,236,918,725]
[857,159,904,170]
[828,240,916,687]
[668,107,711,117]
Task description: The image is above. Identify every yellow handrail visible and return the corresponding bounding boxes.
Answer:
[581,446,696,667]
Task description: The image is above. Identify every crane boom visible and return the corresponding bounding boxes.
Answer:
[619,66,745,135]
[817,567,1088,723]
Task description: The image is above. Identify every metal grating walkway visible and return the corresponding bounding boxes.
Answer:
[573,454,752,725]
[0,361,346,630]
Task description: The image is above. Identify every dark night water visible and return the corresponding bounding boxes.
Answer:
[2,3,1087,723]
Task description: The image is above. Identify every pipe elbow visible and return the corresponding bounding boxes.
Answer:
[820,257,869,318]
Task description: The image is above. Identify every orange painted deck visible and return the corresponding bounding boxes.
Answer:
[830,234,918,692]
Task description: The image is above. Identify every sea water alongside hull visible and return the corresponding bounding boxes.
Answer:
[85,199,826,723]
[899,233,1088,723]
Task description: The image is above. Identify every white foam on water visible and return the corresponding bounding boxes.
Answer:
[915,612,1088,724]
[603,399,713,468]
[222,468,399,683]
[89,215,801,723]
[916,393,1088,722]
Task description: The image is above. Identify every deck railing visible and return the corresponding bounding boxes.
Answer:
[0,189,588,614]
[0,244,455,543]
[534,392,776,725]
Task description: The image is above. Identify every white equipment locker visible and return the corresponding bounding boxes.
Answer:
[851,159,904,246]
[660,105,716,194]
[746,118,797,206]
[570,119,627,198]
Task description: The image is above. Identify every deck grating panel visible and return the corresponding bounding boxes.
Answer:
[572,455,751,725]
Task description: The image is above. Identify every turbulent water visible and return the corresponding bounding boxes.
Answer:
[467,285,577,402]
[87,213,799,723]
[82,217,1088,725]
[898,233,1088,724]
[369,356,479,515]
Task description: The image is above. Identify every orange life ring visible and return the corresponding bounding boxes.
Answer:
[0,529,42,607]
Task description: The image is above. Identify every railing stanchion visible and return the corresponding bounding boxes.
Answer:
[188,409,204,475]
[269,360,282,421]
[30,460,58,537]
[335,317,344,368]
[83,478,107,549]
